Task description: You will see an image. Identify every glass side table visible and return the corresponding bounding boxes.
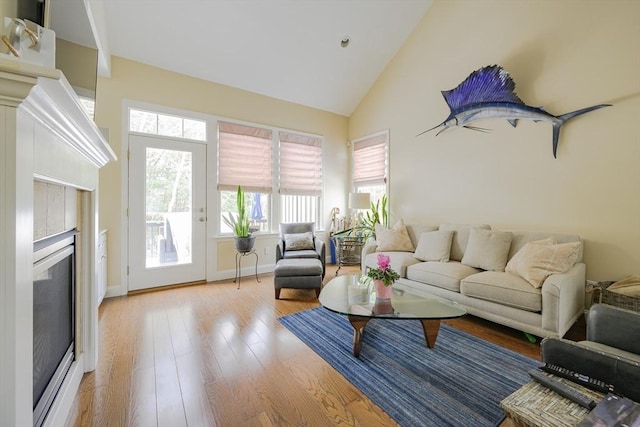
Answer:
[332,235,366,276]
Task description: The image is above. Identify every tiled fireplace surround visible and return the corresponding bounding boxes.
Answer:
[0,57,115,426]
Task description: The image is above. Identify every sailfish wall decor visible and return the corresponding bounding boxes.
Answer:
[419,65,611,158]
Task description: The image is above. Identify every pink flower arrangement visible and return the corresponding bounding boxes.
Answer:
[367,253,400,286]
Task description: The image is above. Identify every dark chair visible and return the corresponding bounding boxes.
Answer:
[541,304,640,402]
[276,222,325,278]
[273,222,326,299]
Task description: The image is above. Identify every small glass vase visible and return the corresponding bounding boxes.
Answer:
[374,279,393,299]
[373,299,394,315]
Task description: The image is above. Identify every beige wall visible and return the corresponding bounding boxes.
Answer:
[350,0,640,281]
[56,38,97,94]
[96,56,349,292]
[0,0,17,21]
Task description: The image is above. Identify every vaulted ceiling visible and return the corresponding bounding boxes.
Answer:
[50,0,432,116]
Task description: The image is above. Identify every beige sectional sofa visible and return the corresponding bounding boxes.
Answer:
[361,223,586,339]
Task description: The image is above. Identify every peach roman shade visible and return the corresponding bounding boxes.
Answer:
[353,132,387,187]
[217,121,273,192]
[278,131,322,196]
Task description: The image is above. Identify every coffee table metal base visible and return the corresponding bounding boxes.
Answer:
[347,315,441,357]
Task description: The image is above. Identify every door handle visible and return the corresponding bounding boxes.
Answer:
[199,217,206,222]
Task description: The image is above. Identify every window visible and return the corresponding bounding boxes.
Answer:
[220,190,270,234]
[280,194,319,224]
[352,130,388,203]
[217,122,323,233]
[78,96,95,120]
[129,108,206,141]
[279,131,322,226]
[218,121,273,233]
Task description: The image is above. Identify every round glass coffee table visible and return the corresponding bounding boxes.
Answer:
[319,274,467,357]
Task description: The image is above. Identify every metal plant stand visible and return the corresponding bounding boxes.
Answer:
[234,250,260,289]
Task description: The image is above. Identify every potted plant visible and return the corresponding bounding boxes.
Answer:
[333,194,388,241]
[222,185,255,252]
[367,253,400,299]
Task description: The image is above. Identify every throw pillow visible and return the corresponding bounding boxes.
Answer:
[438,223,492,262]
[505,238,556,274]
[375,219,415,252]
[508,240,582,288]
[461,228,514,271]
[284,232,314,251]
[414,230,454,262]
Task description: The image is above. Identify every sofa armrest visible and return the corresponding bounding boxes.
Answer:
[315,239,326,277]
[360,241,378,272]
[541,337,640,402]
[276,240,284,262]
[315,238,325,258]
[541,263,586,337]
[587,304,640,355]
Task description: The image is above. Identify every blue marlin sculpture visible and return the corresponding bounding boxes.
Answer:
[419,65,611,158]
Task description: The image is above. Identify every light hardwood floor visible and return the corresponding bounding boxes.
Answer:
[66,264,585,426]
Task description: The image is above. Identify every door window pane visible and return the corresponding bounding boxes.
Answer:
[158,114,183,138]
[145,147,193,267]
[129,108,206,141]
[130,110,158,134]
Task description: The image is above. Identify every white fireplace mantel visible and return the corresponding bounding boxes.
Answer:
[0,56,116,427]
[1,56,115,168]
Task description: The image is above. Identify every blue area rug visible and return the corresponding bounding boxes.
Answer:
[279,307,538,426]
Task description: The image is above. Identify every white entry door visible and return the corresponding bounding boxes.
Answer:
[128,135,207,291]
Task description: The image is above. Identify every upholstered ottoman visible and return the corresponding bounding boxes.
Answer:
[274,258,323,299]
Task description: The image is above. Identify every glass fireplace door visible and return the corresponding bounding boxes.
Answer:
[33,234,75,427]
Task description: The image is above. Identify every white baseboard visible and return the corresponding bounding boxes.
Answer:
[208,264,274,282]
[105,285,125,298]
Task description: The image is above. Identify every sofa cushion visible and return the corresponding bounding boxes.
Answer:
[274,258,323,277]
[506,240,581,288]
[365,251,420,278]
[375,219,415,252]
[461,229,513,271]
[461,271,542,312]
[283,249,320,260]
[439,223,491,262]
[414,230,454,262]
[407,261,481,292]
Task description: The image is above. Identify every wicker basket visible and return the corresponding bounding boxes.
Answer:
[595,279,640,313]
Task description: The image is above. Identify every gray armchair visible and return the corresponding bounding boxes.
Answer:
[541,304,640,402]
[276,222,326,278]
